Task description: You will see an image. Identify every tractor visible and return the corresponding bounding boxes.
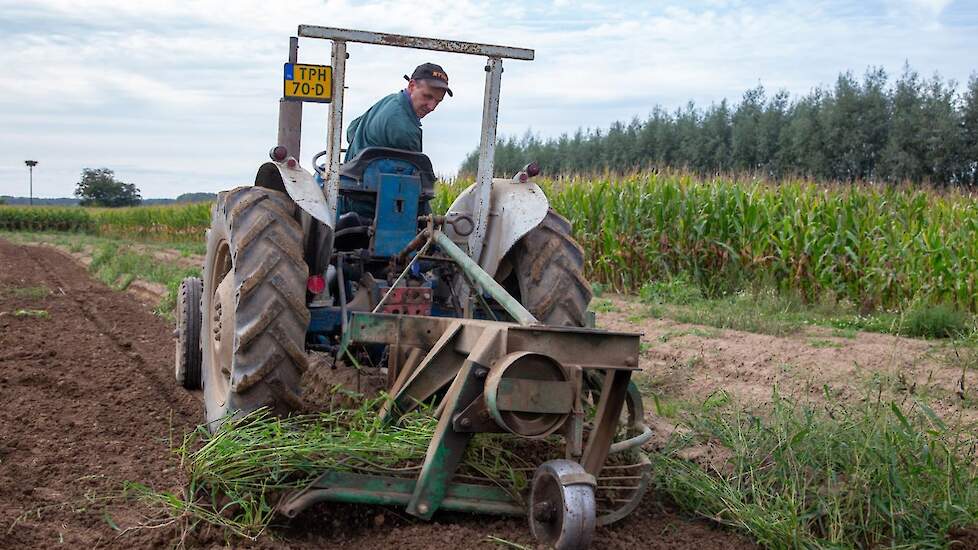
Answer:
[174,26,651,549]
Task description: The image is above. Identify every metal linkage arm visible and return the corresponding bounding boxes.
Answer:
[298,25,534,60]
[433,231,538,326]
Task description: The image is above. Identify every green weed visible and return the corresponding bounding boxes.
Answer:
[903,304,973,339]
[590,298,617,313]
[650,395,978,548]
[830,327,857,339]
[652,393,681,418]
[13,309,49,318]
[808,339,843,349]
[701,389,731,410]
[2,285,49,301]
[666,289,806,336]
[590,282,607,298]
[659,327,722,342]
[639,275,702,306]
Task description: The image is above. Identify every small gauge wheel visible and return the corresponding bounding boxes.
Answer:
[529,460,597,550]
[175,276,203,390]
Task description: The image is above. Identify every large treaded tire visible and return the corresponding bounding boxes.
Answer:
[507,210,592,327]
[201,186,310,431]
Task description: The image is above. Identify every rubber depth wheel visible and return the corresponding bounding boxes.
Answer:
[529,459,597,550]
[201,186,310,432]
[175,276,203,390]
[503,210,592,327]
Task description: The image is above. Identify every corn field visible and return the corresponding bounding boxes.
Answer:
[0,205,96,232]
[6,173,978,312]
[0,202,211,242]
[91,202,212,240]
[437,173,978,313]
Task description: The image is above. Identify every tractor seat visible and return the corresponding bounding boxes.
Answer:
[340,147,436,196]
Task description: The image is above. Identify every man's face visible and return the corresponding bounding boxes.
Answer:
[406,79,447,119]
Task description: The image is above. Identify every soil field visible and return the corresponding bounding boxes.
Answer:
[0,238,754,549]
[597,297,975,424]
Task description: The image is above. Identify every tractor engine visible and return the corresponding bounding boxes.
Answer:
[305,147,452,351]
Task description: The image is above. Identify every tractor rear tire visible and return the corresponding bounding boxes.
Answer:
[506,210,592,327]
[201,186,310,431]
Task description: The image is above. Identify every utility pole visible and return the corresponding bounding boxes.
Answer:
[24,160,37,206]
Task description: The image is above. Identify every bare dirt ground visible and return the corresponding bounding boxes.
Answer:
[0,239,754,549]
[596,296,977,424]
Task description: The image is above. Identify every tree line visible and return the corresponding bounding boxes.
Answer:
[460,65,978,185]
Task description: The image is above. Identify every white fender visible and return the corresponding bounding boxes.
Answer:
[273,159,336,229]
[444,178,549,278]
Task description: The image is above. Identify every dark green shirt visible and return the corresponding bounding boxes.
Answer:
[345,90,422,160]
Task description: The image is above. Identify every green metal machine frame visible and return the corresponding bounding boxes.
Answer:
[277,228,652,531]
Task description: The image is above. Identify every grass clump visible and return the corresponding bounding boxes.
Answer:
[650,395,978,548]
[903,304,972,339]
[12,309,49,318]
[133,397,534,538]
[637,277,818,336]
[590,298,617,313]
[639,275,702,305]
[1,285,49,301]
[808,338,843,349]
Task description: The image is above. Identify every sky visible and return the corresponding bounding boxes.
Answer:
[1,0,976,199]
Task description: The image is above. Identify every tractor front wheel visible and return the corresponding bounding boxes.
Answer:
[201,186,310,431]
[175,276,203,390]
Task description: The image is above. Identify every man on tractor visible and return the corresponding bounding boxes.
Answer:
[179,28,647,548]
[344,63,452,160]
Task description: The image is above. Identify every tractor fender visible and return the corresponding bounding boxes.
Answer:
[444,178,549,277]
[254,160,335,229]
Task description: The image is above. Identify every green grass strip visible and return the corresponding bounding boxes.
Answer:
[651,394,978,548]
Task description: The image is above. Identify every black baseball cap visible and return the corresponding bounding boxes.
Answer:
[404,63,453,97]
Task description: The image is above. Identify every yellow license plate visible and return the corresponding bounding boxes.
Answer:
[283,63,332,103]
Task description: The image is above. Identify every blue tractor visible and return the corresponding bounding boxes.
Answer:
[173,26,650,550]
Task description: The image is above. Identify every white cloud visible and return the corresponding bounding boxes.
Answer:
[906,0,952,14]
[0,0,975,198]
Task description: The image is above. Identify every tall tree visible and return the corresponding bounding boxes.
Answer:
[962,74,978,185]
[675,102,702,170]
[74,168,141,207]
[857,68,891,181]
[919,75,963,184]
[824,72,866,181]
[883,65,925,182]
[700,100,733,173]
[731,86,766,172]
[760,90,790,177]
[782,88,829,178]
